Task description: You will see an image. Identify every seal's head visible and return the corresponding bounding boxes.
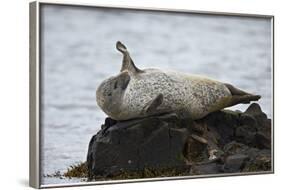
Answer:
[96,41,143,119]
[96,71,131,118]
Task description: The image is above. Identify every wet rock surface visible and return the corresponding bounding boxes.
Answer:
[87,103,272,181]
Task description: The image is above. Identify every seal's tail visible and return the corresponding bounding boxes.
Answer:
[224,83,261,107]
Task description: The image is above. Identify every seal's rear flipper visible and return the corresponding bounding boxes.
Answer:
[224,83,252,96]
[143,93,164,114]
[116,41,143,74]
[228,94,261,107]
[224,83,261,107]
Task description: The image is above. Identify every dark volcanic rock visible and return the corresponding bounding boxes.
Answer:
[190,162,223,175]
[87,103,272,180]
[87,114,191,179]
[223,154,249,172]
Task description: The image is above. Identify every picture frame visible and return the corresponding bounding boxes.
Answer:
[29,1,274,188]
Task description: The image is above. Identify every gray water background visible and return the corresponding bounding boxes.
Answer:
[40,5,272,185]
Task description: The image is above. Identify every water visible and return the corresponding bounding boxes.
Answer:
[40,5,272,185]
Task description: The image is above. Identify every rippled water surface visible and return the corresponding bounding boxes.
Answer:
[40,5,272,185]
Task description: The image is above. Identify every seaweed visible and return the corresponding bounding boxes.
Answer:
[64,162,88,178]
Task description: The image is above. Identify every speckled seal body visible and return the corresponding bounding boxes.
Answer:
[117,69,231,120]
[96,41,260,121]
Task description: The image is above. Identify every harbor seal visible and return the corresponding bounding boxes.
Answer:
[96,41,261,121]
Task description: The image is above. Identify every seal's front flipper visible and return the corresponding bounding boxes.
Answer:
[116,71,131,90]
[116,41,143,74]
[116,41,127,53]
[144,93,164,114]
